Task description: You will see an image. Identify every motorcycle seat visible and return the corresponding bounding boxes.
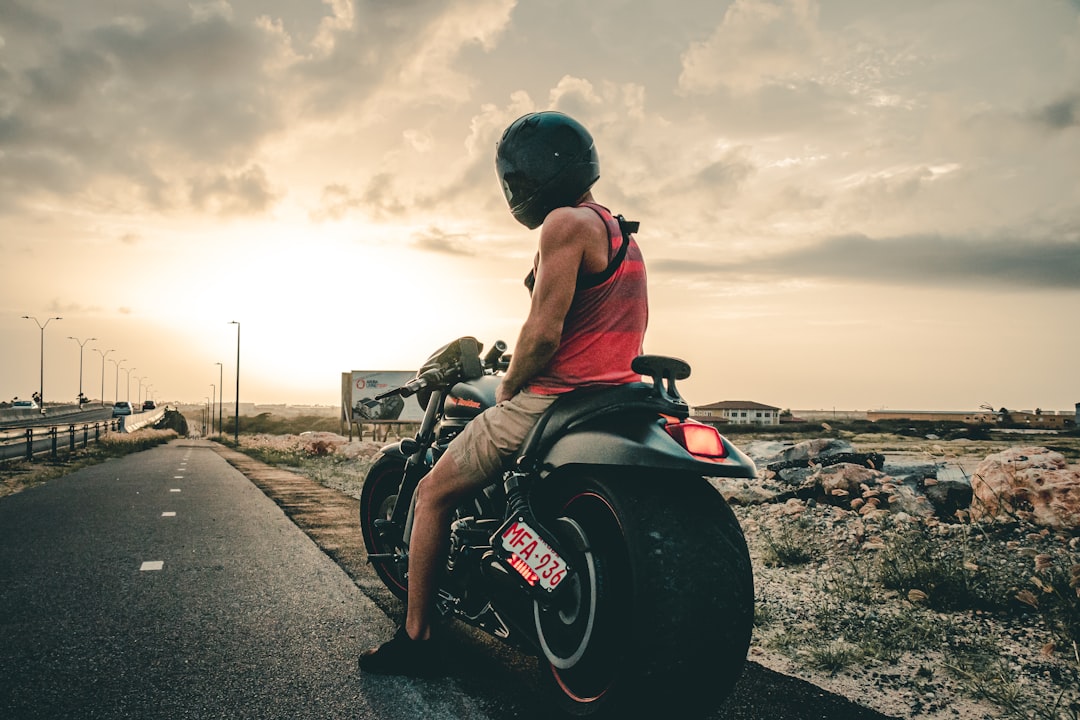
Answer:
[513,373,689,471]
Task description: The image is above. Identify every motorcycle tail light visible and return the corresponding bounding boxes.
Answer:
[665,420,729,461]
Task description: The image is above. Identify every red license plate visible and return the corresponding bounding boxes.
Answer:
[498,518,568,593]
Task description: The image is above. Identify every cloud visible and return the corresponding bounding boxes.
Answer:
[678,0,826,95]
[294,0,514,117]
[651,233,1080,291]
[86,10,284,159]
[309,175,411,222]
[0,3,287,217]
[310,183,361,222]
[42,300,104,315]
[0,0,61,38]
[666,151,756,206]
[360,173,410,218]
[1032,94,1080,131]
[188,166,279,216]
[411,227,476,256]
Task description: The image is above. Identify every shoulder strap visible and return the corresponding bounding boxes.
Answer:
[578,206,640,290]
[523,207,641,293]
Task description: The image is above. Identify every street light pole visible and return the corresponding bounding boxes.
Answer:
[92,348,114,407]
[134,376,144,407]
[210,384,216,435]
[124,367,136,403]
[230,321,240,444]
[215,362,223,437]
[68,336,97,404]
[21,315,62,409]
[110,359,125,404]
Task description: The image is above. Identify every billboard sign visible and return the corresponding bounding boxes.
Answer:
[341,371,424,423]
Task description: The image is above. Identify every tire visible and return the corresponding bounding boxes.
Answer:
[359,456,409,601]
[533,470,753,719]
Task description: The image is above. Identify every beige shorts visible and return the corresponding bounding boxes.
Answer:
[445,390,558,485]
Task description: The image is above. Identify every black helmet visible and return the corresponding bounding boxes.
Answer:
[495,111,600,229]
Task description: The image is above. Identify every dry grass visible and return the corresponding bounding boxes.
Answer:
[227,431,383,499]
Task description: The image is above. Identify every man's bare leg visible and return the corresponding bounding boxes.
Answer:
[404,452,475,641]
[357,452,477,676]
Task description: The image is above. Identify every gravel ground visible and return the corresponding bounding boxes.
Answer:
[736,501,1078,720]
[726,432,1080,720]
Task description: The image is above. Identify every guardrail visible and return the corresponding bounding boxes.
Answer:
[0,403,89,425]
[0,420,121,463]
[120,408,166,433]
[0,407,169,463]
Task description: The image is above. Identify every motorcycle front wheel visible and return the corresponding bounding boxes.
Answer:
[533,470,753,719]
[358,455,409,601]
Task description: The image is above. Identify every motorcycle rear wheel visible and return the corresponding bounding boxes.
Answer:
[533,471,753,719]
[358,456,410,601]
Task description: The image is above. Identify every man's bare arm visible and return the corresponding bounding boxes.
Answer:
[496,208,590,402]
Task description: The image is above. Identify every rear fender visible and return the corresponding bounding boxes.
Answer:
[539,420,757,480]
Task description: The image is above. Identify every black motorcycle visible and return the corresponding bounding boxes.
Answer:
[360,337,757,718]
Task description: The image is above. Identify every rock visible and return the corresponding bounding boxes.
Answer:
[741,440,792,464]
[710,478,782,505]
[812,463,887,497]
[969,446,1080,531]
[922,478,973,519]
[886,463,940,487]
[765,438,852,470]
[766,438,885,473]
[775,466,817,490]
[723,436,1062,526]
[884,485,935,518]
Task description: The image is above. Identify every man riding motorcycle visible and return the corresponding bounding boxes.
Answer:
[359,110,649,677]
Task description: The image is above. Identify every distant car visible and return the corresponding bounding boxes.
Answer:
[12,399,39,410]
[112,401,134,417]
[142,400,156,411]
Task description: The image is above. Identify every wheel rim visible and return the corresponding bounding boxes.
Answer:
[538,490,630,704]
[362,463,408,595]
[534,518,597,669]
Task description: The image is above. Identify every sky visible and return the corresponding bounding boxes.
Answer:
[1,0,1078,414]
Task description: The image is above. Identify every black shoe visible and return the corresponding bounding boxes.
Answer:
[358,626,443,678]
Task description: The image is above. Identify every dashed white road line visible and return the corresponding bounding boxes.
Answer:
[139,452,196,574]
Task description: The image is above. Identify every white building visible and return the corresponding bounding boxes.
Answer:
[692,400,781,426]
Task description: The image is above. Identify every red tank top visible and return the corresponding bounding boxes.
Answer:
[526,202,649,395]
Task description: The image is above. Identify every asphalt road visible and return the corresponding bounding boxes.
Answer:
[0,440,493,720]
[0,440,900,720]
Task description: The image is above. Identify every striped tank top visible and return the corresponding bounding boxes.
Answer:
[526,202,649,395]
